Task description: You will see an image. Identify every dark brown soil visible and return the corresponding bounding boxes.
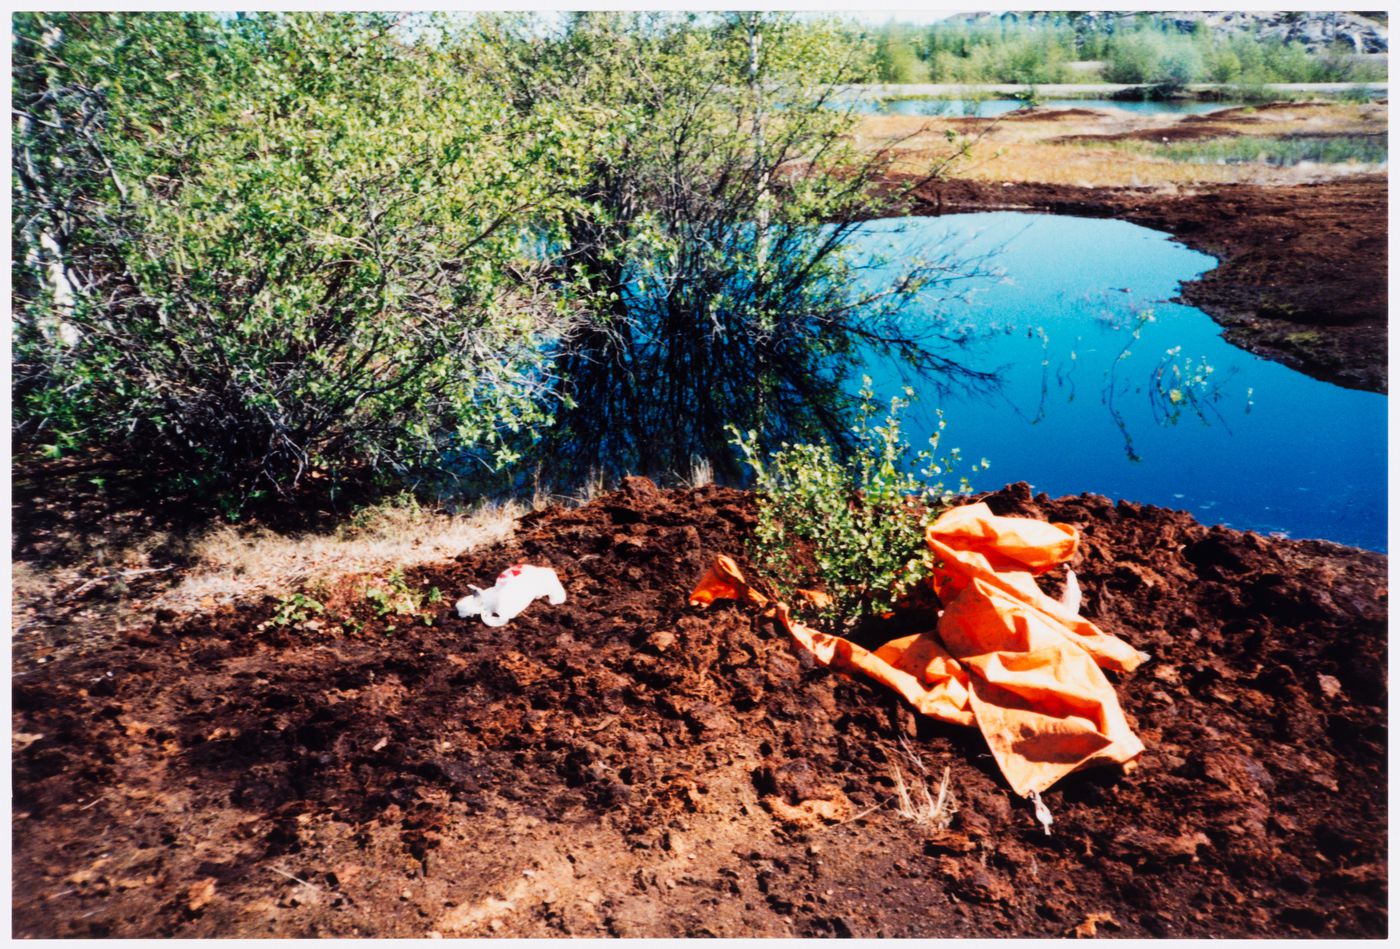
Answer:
[907,176,1388,393]
[997,107,1106,121]
[13,478,1387,938]
[1202,102,1326,120]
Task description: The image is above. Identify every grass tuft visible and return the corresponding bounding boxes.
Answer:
[683,456,715,489]
[887,736,958,831]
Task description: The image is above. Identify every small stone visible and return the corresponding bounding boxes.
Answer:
[924,832,976,855]
[645,631,676,654]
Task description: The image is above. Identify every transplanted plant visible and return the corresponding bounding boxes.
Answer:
[363,568,442,626]
[732,378,988,630]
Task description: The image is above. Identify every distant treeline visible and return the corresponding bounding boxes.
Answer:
[867,13,1388,87]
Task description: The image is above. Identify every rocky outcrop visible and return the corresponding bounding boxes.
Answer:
[1168,11,1387,55]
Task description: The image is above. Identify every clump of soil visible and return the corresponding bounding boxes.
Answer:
[910,175,1388,393]
[12,480,1386,937]
[997,107,1112,121]
[1204,102,1326,120]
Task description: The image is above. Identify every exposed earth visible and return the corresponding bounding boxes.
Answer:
[13,478,1387,938]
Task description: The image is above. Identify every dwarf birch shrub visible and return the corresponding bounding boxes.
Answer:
[733,379,988,630]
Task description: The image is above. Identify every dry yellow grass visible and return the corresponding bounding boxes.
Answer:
[854,100,1387,188]
[155,497,526,612]
[886,737,958,830]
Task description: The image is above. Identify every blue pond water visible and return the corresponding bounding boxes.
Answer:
[845,97,1236,117]
[848,213,1387,551]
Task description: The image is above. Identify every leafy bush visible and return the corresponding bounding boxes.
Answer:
[875,25,930,83]
[477,13,987,485]
[929,34,1070,84]
[903,15,1385,87]
[1152,44,1206,93]
[13,13,581,509]
[923,20,1077,83]
[732,379,987,630]
[1204,45,1244,83]
[1103,31,1205,89]
[1336,84,1381,104]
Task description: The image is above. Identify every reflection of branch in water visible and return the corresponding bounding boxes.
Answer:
[1055,346,1079,405]
[1000,325,1052,425]
[1104,374,1142,464]
[1148,347,1241,436]
[1101,310,1152,463]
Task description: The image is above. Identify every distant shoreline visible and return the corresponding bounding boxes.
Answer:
[835,81,1389,99]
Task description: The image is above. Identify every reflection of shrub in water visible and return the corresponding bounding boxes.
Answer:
[1150,346,1235,428]
[526,14,996,488]
[1100,307,1238,460]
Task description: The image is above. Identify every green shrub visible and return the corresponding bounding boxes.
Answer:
[1011,85,1042,108]
[875,25,930,83]
[259,592,326,631]
[483,13,985,485]
[732,379,987,630]
[1101,32,1162,84]
[12,13,582,508]
[1205,46,1244,83]
[882,15,1389,88]
[1336,84,1380,104]
[363,568,440,624]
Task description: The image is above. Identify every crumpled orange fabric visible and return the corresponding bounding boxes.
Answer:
[689,502,1149,797]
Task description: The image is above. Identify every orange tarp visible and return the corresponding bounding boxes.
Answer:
[688,502,1148,797]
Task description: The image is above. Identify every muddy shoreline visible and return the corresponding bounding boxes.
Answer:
[12,480,1387,937]
[905,175,1388,393]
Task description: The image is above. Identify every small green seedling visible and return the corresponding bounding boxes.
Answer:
[260,592,326,630]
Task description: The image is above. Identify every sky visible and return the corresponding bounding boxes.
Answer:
[824,11,958,25]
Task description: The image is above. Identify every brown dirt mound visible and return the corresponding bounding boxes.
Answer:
[1204,102,1325,120]
[1052,124,1245,145]
[12,480,1387,937]
[1182,109,1263,124]
[999,107,1107,121]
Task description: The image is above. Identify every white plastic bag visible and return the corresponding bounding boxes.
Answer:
[1060,569,1082,616]
[455,564,566,627]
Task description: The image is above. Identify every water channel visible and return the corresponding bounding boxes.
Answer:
[842,97,1240,117]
